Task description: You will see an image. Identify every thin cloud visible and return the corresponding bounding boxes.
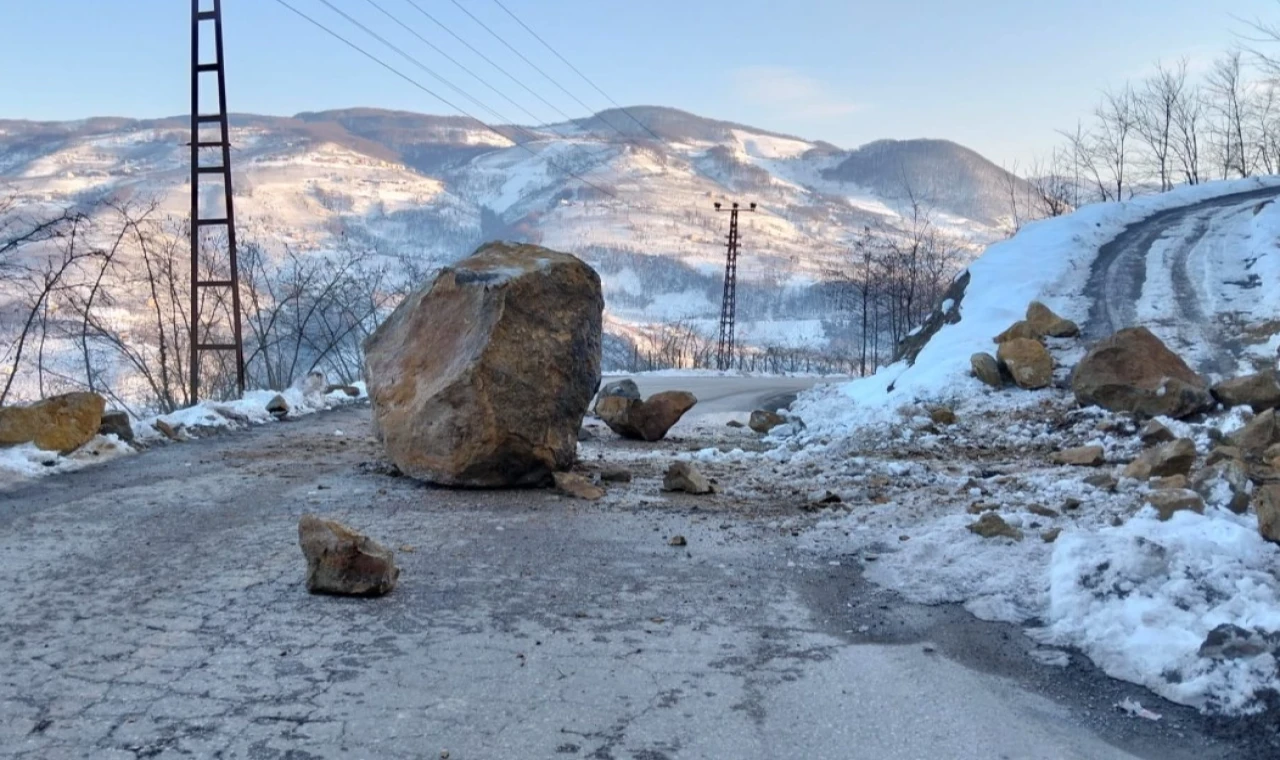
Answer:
[731,66,865,119]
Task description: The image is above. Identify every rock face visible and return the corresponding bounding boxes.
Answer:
[1026,301,1080,338]
[297,515,398,597]
[1124,438,1197,480]
[662,461,712,494]
[1254,484,1280,543]
[363,242,603,487]
[970,352,1003,388]
[0,392,105,454]
[596,391,697,442]
[997,338,1053,389]
[1211,370,1280,413]
[1072,327,1213,419]
[1051,445,1105,467]
[749,409,785,434]
[98,410,134,443]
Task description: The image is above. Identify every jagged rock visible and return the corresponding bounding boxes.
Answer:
[363,242,602,487]
[1254,484,1280,544]
[1150,475,1189,490]
[668,535,687,547]
[598,465,633,483]
[597,391,698,442]
[749,409,786,434]
[1072,327,1213,419]
[1051,445,1105,467]
[325,384,361,397]
[297,514,398,597]
[266,394,290,419]
[1139,420,1176,447]
[1211,370,1280,413]
[1198,624,1275,660]
[1206,445,1244,466]
[0,392,106,454]
[1083,472,1118,490]
[153,419,181,441]
[994,321,1043,344]
[1026,301,1079,338]
[1145,489,1205,521]
[553,472,605,501]
[1123,438,1197,480]
[928,406,957,426]
[98,410,134,443]
[662,461,712,495]
[1192,459,1251,514]
[997,338,1053,390]
[1228,409,1280,456]
[598,378,641,401]
[967,512,1023,540]
[970,352,1004,388]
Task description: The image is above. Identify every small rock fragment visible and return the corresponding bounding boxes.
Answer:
[1027,504,1060,518]
[967,512,1023,540]
[266,394,290,419]
[598,465,633,483]
[1139,419,1176,446]
[668,535,687,547]
[553,472,605,501]
[153,419,181,441]
[298,514,398,596]
[1051,445,1105,467]
[1041,528,1062,543]
[726,419,745,428]
[928,406,957,426]
[662,461,713,495]
[1145,489,1205,521]
[749,409,786,434]
[1083,472,1118,491]
[1123,438,1196,480]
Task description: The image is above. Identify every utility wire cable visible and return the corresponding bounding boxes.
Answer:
[489,0,666,143]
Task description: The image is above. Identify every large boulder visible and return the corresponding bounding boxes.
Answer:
[970,352,1003,388]
[298,515,398,597]
[994,321,1042,344]
[1212,370,1280,413]
[1025,301,1079,338]
[598,378,641,401]
[0,392,105,454]
[363,242,603,487]
[996,338,1053,389]
[596,390,697,441]
[1072,327,1213,419]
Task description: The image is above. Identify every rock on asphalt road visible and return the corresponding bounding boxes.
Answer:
[0,404,1262,759]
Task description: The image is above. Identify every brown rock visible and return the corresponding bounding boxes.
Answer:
[297,514,398,596]
[153,419,181,441]
[1139,419,1176,446]
[1150,475,1189,490]
[1254,484,1280,544]
[266,394,289,419]
[1206,445,1244,466]
[1083,472,1118,491]
[1051,445,1105,467]
[662,461,712,495]
[553,472,605,501]
[1027,504,1061,518]
[1041,528,1063,543]
[967,512,1023,540]
[997,338,1054,390]
[1227,409,1280,456]
[1211,370,1280,413]
[928,406,957,426]
[1192,459,1251,514]
[994,321,1043,344]
[668,535,688,547]
[98,410,134,443]
[598,390,698,442]
[0,392,106,454]
[1026,301,1080,338]
[1072,327,1213,419]
[598,378,641,401]
[1145,489,1205,521]
[362,242,603,487]
[598,465,633,483]
[971,352,1004,388]
[1124,438,1197,480]
[749,409,786,434]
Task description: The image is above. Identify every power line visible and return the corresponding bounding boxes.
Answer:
[270,0,622,201]
[488,0,666,144]
[444,0,637,143]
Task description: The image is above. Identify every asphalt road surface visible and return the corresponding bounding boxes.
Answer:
[0,390,1268,759]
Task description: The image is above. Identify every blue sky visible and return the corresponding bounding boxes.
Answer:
[2,0,1275,164]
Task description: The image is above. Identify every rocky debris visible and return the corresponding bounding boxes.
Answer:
[266,394,290,419]
[598,378,641,401]
[297,514,398,597]
[553,472,605,501]
[668,535,687,547]
[1072,327,1213,419]
[928,406,957,426]
[325,384,361,397]
[363,242,602,487]
[1150,475,1189,490]
[1227,408,1280,457]
[1211,370,1280,413]
[1123,438,1197,480]
[1027,504,1060,518]
[1083,472,1118,491]
[662,461,712,495]
[749,409,786,434]
[1192,459,1251,514]
[1139,420,1176,447]
[596,390,698,442]
[0,392,106,454]
[1198,624,1276,660]
[1254,484,1280,543]
[597,465,633,483]
[994,321,1043,344]
[970,352,1004,388]
[98,410,134,443]
[1051,445,1105,467]
[1206,445,1243,466]
[1041,528,1062,543]
[1145,489,1205,521]
[153,419,181,441]
[996,338,1053,390]
[1026,301,1080,338]
[967,512,1023,540]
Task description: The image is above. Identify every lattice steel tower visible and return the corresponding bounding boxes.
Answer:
[714,201,755,371]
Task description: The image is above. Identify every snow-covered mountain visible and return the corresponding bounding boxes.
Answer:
[0,106,1023,354]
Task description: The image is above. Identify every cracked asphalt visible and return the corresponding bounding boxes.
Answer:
[0,403,1267,759]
